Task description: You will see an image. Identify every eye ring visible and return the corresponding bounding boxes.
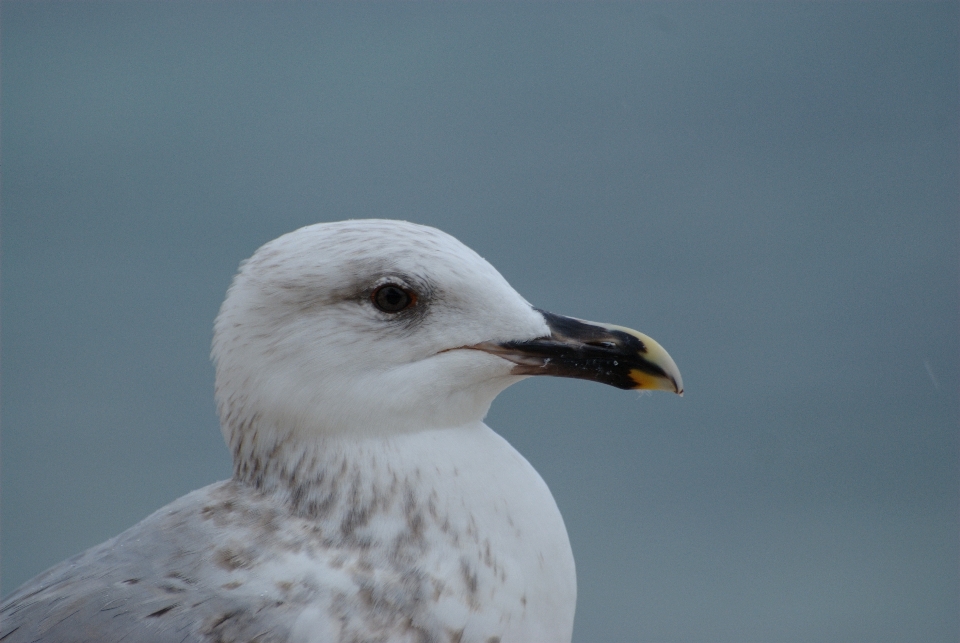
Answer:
[371,284,417,313]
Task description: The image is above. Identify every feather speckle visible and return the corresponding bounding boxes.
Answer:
[1,221,577,643]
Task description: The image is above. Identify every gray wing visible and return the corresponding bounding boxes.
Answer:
[2,479,485,643]
[0,482,299,643]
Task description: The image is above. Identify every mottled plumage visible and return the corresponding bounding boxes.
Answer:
[2,220,681,643]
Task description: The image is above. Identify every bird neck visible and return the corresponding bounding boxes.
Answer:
[228,421,486,520]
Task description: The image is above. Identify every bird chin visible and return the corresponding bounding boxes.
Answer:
[312,349,525,436]
[425,346,526,391]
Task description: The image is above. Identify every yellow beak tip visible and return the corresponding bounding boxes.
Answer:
[628,369,683,395]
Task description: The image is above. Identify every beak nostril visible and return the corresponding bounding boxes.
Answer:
[585,341,617,349]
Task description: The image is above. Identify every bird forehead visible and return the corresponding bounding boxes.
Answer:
[267,220,475,265]
[247,221,500,297]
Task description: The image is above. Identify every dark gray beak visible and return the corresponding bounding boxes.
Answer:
[474,309,683,394]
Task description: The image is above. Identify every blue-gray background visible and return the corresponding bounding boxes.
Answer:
[3,3,957,641]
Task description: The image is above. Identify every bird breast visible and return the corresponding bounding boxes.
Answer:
[202,422,576,643]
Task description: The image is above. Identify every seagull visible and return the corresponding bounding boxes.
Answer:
[1,219,682,643]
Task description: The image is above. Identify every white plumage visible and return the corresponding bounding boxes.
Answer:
[1,220,681,643]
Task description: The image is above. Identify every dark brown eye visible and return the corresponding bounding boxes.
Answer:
[372,284,416,313]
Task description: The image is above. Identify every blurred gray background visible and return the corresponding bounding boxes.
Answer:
[2,2,957,641]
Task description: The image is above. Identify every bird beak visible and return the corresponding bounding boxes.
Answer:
[472,309,683,395]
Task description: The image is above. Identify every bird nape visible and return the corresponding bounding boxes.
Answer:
[1,219,682,643]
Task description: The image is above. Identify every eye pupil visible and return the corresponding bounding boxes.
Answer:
[373,284,414,313]
[384,289,402,305]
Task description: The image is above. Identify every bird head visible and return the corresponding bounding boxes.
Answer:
[212,220,682,470]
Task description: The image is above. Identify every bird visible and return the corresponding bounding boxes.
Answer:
[0,219,682,643]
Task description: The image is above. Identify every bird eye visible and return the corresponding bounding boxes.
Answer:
[372,284,416,313]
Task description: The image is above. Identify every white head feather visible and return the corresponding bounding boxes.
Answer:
[212,219,549,481]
